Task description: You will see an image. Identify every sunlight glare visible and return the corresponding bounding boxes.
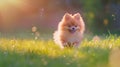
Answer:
[0,0,31,28]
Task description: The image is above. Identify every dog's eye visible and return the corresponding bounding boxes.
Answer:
[75,25,77,27]
[68,25,71,27]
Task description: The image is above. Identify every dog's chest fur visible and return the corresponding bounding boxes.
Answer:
[61,31,82,43]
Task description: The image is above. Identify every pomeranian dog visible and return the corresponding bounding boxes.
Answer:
[53,13,85,48]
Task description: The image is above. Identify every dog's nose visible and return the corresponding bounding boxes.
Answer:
[72,28,75,30]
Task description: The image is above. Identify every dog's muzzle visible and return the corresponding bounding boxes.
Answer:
[69,27,77,33]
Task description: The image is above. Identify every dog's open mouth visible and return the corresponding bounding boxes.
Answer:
[69,29,76,33]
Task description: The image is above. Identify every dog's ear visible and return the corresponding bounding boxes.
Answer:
[63,13,71,20]
[74,13,85,34]
[73,13,81,20]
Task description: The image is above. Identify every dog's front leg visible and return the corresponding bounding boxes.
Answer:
[73,42,80,48]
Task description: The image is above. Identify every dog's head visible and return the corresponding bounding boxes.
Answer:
[59,13,85,34]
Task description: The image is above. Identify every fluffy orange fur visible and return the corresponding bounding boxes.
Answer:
[53,13,85,48]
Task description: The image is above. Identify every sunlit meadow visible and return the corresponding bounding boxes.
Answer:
[0,35,120,67]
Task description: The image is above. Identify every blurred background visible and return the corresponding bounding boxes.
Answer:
[0,0,120,35]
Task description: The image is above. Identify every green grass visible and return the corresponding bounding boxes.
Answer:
[0,35,120,67]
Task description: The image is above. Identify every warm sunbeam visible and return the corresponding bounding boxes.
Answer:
[0,0,32,30]
[0,0,30,18]
[0,0,24,11]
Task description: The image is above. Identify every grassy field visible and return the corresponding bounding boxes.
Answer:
[0,35,120,67]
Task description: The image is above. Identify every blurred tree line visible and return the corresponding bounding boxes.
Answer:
[46,0,120,34]
[0,0,120,34]
[81,0,120,34]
